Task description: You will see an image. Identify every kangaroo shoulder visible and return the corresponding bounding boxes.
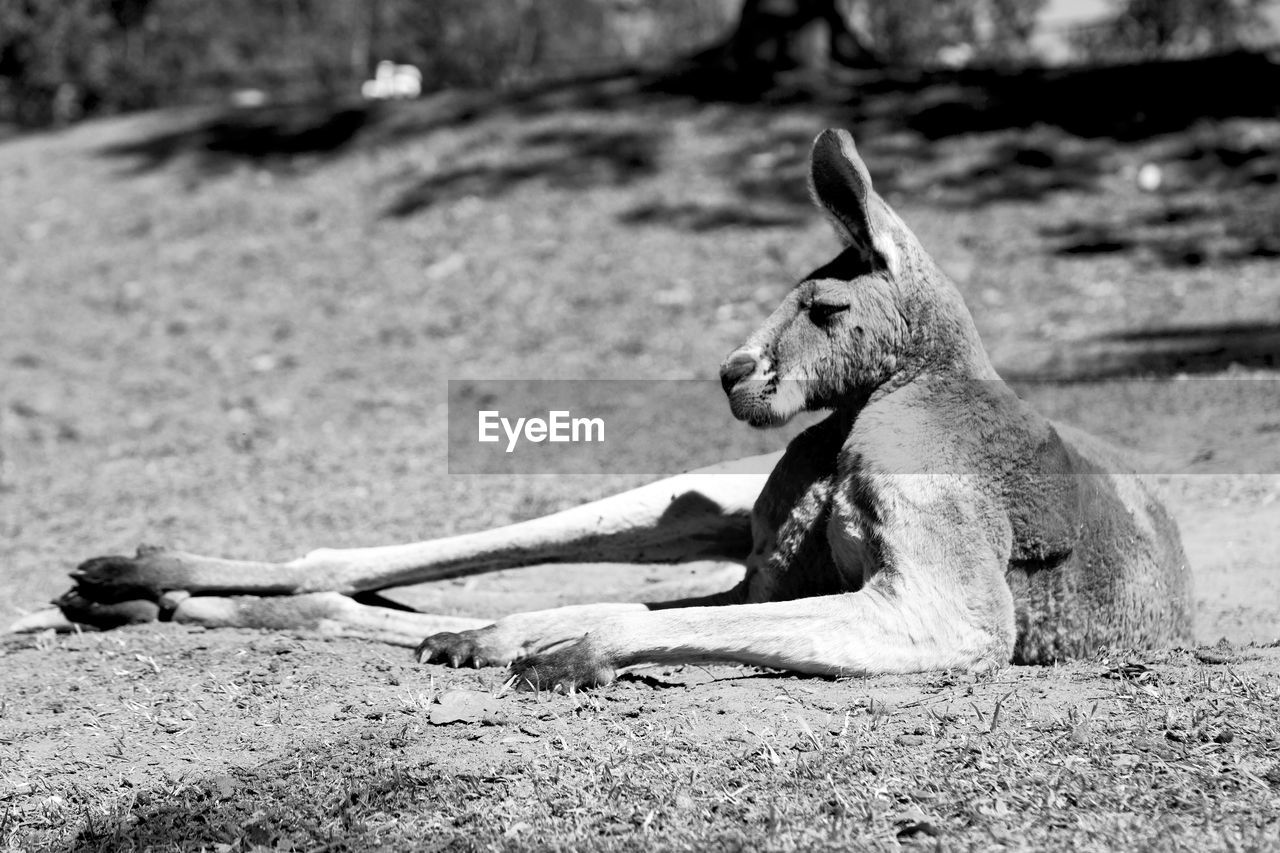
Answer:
[847,379,1084,562]
[846,379,1044,470]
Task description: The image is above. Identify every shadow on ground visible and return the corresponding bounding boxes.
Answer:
[617,200,807,231]
[654,49,1280,208]
[1034,114,1280,271]
[651,50,1280,141]
[96,69,650,176]
[90,49,1280,377]
[96,50,1280,207]
[61,742,450,851]
[385,125,664,217]
[100,100,379,174]
[45,643,1280,851]
[1023,322,1280,380]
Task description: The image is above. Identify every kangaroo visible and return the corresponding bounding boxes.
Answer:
[14,129,1192,690]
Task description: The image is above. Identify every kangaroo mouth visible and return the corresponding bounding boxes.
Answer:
[725,378,792,427]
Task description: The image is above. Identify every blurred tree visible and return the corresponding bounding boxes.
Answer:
[0,0,113,124]
[377,0,529,88]
[856,0,974,64]
[1,0,376,125]
[719,0,879,70]
[983,0,1046,62]
[6,0,1178,128]
[710,0,1048,71]
[1072,0,1275,60]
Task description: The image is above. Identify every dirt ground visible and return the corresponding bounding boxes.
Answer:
[3,626,1279,851]
[2,62,1279,850]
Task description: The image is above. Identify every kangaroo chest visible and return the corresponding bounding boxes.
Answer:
[742,415,875,601]
[744,470,876,601]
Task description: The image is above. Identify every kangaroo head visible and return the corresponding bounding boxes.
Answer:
[720,129,993,427]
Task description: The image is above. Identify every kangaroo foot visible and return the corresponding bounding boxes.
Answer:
[416,627,518,669]
[54,589,162,629]
[508,636,616,692]
[69,545,198,602]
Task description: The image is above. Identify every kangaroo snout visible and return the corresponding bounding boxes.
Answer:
[720,351,759,394]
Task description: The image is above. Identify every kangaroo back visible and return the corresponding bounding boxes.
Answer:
[1009,423,1193,661]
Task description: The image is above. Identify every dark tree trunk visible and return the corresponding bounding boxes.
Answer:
[724,0,878,71]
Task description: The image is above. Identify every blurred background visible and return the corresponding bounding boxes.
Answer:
[2,0,1278,639]
[2,0,1278,127]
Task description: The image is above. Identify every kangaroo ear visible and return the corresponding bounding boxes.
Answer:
[808,129,898,273]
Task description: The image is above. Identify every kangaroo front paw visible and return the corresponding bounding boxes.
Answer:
[415,627,517,669]
[508,636,616,692]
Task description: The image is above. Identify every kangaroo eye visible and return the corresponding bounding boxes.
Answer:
[808,302,850,325]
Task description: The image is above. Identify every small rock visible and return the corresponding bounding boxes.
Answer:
[895,807,943,839]
[210,774,238,799]
[1134,737,1176,759]
[425,253,466,281]
[1195,648,1234,665]
[429,689,504,726]
[1136,162,1163,192]
[897,820,942,839]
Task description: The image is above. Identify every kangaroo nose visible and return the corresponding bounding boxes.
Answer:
[720,351,758,394]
